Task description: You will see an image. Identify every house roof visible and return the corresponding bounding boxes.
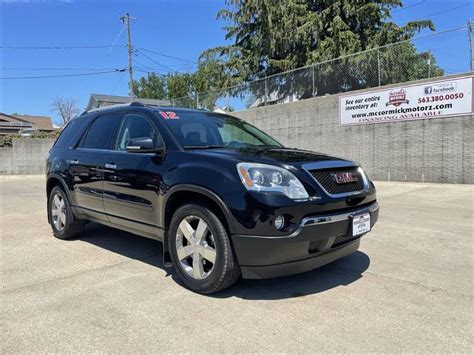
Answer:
[0,113,33,126]
[12,114,55,131]
[86,93,171,111]
[0,113,33,134]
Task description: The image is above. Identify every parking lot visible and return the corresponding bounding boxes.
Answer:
[1,176,472,353]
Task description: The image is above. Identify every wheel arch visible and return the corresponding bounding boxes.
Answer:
[46,174,72,224]
[162,185,236,236]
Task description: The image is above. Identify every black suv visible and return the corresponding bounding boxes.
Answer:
[46,103,379,294]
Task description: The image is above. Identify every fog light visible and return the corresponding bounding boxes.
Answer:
[274,215,285,230]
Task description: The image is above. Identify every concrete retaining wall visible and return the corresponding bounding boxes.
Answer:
[235,75,473,184]
[0,139,55,174]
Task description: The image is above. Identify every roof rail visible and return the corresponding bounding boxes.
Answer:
[80,101,147,116]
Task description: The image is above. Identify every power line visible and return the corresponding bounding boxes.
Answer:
[392,0,426,14]
[0,45,125,49]
[1,44,197,67]
[133,58,156,72]
[1,44,198,67]
[135,49,177,72]
[135,66,189,72]
[408,3,472,22]
[138,47,198,64]
[140,63,195,69]
[0,70,125,80]
[3,67,119,71]
[107,24,126,55]
[134,57,195,72]
[135,67,168,75]
[133,58,169,75]
[135,69,167,75]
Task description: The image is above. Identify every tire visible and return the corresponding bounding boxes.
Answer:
[168,203,241,294]
[49,186,84,240]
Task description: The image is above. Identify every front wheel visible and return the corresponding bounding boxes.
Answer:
[168,203,240,294]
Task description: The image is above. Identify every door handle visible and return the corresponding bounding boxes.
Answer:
[104,163,117,170]
[69,159,79,165]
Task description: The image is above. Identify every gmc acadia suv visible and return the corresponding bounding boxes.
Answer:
[46,103,379,294]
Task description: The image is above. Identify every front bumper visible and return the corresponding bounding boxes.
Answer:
[231,201,379,279]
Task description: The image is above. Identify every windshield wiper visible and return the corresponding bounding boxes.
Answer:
[255,144,282,148]
[183,145,226,150]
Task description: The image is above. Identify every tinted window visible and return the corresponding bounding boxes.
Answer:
[54,117,88,148]
[163,111,281,148]
[115,113,162,151]
[82,114,121,150]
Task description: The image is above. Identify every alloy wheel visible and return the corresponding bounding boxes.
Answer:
[175,215,217,280]
[51,193,66,232]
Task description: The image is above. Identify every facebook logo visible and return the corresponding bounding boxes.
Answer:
[424,86,433,95]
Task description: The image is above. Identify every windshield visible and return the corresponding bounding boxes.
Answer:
[160,110,283,149]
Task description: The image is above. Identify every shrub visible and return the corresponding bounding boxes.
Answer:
[0,134,20,148]
[30,130,61,139]
[0,130,60,148]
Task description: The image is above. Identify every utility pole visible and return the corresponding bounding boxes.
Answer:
[468,19,474,72]
[121,13,136,98]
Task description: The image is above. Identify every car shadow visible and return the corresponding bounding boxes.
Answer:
[79,222,165,269]
[78,223,370,300]
[214,251,370,300]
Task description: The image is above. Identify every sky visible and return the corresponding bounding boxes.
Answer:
[1,0,473,124]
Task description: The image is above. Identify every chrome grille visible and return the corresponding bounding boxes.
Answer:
[309,167,365,194]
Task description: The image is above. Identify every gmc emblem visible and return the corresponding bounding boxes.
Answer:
[333,172,358,184]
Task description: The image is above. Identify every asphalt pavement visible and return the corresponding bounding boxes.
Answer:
[1,176,472,353]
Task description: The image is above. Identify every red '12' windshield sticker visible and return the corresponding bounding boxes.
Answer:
[159,111,179,119]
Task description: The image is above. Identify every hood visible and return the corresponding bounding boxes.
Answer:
[191,147,355,169]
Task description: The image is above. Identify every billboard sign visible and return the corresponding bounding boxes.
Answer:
[339,76,473,125]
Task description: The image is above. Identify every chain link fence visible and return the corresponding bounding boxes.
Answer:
[170,25,472,111]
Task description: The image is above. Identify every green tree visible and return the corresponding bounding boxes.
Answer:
[134,1,444,109]
[166,72,193,99]
[204,0,442,100]
[192,52,242,109]
[133,72,196,107]
[133,72,167,99]
[167,72,199,108]
[132,54,238,110]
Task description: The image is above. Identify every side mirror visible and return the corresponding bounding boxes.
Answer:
[126,137,164,154]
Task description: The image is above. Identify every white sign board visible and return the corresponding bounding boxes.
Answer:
[339,76,473,125]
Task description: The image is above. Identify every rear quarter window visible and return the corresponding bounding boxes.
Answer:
[81,114,122,150]
[54,117,89,149]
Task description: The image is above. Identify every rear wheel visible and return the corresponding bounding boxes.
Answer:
[49,186,84,240]
[169,203,240,294]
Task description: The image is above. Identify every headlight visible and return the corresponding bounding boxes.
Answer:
[237,163,309,200]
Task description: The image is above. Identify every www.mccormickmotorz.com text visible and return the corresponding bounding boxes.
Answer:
[339,75,473,125]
